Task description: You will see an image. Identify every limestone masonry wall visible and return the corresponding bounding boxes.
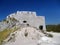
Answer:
[7,11,46,30]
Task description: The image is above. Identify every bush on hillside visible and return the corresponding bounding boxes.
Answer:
[46,24,60,32]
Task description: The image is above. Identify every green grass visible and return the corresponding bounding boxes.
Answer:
[0,28,11,45]
[0,26,19,45]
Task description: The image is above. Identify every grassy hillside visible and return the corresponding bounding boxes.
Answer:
[0,29,11,45]
[0,26,18,45]
[46,24,60,32]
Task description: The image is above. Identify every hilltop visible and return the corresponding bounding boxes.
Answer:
[0,11,60,45]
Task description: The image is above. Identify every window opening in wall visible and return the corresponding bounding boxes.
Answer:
[39,25,43,30]
[23,20,27,23]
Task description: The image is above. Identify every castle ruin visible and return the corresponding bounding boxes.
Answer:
[7,11,46,30]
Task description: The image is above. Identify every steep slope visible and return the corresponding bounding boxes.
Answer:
[3,26,57,45]
[0,11,60,45]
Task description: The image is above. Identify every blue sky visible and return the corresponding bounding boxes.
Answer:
[0,0,60,25]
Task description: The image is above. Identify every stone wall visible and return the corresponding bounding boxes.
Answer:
[7,11,46,30]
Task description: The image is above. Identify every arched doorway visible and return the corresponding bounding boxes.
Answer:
[39,25,43,30]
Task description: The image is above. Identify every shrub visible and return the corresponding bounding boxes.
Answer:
[46,24,60,32]
[46,33,53,38]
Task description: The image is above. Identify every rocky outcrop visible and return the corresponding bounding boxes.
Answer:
[3,26,54,45]
[0,17,19,31]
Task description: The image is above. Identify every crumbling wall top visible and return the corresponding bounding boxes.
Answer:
[17,11,36,15]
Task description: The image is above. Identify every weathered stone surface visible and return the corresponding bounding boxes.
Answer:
[7,11,46,30]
